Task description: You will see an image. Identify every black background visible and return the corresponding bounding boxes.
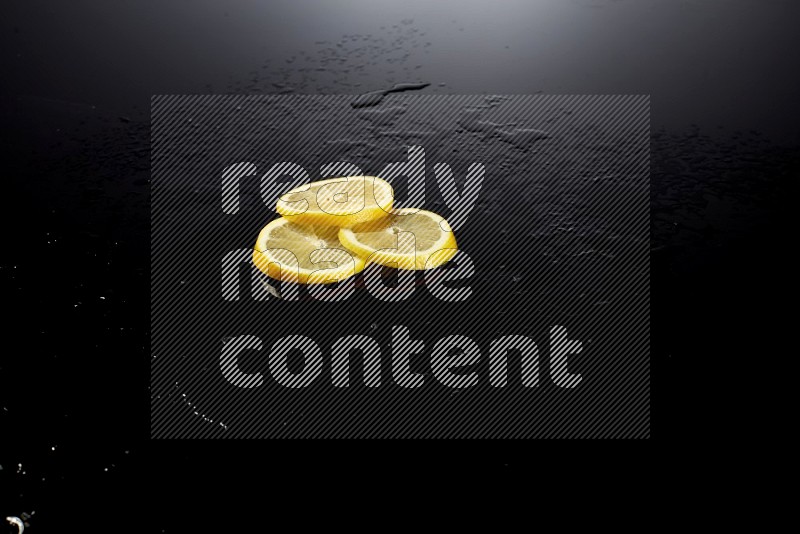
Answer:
[0,0,794,530]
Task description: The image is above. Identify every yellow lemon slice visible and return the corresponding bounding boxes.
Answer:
[338,208,458,270]
[276,175,394,228]
[253,217,366,284]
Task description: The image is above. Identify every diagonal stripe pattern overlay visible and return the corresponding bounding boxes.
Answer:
[151,94,650,439]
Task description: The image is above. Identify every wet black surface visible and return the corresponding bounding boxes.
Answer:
[149,94,649,440]
[0,0,796,530]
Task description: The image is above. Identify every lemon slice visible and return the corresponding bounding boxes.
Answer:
[338,208,457,270]
[253,217,366,284]
[276,175,394,228]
